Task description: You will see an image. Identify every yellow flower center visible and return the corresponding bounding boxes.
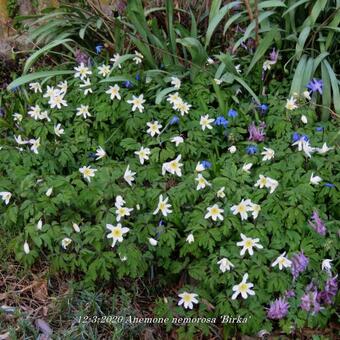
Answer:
[159,202,166,210]
[84,169,92,176]
[260,178,267,186]
[239,283,248,293]
[183,294,191,303]
[170,162,178,170]
[112,229,122,238]
[118,207,126,216]
[238,204,246,213]
[244,240,253,248]
[211,207,219,215]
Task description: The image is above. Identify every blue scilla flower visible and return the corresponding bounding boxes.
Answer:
[11,85,19,93]
[201,160,212,169]
[246,145,257,154]
[214,116,229,127]
[302,134,309,141]
[0,108,5,118]
[228,109,238,118]
[88,152,97,160]
[292,132,300,142]
[123,80,133,88]
[257,103,269,114]
[169,115,179,125]
[324,183,335,188]
[135,73,141,81]
[316,126,324,132]
[95,44,104,54]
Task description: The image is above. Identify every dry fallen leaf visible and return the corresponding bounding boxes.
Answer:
[33,280,48,301]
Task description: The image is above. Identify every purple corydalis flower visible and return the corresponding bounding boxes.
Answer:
[269,48,279,63]
[307,79,323,95]
[284,290,295,299]
[308,211,326,236]
[300,290,321,314]
[248,122,266,142]
[318,276,338,305]
[74,49,90,66]
[291,251,309,280]
[267,298,289,320]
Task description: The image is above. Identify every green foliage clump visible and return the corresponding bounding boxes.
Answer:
[0,55,339,337]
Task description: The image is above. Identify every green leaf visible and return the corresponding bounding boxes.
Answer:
[290,54,307,95]
[295,26,311,60]
[205,1,240,48]
[323,60,340,114]
[23,38,74,74]
[247,30,277,74]
[155,87,177,105]
[7,70,74,91]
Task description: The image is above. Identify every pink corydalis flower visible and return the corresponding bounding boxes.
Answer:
[267,298,289,320]
[318,276,338,305]
[308,211,326,236]
[248,122,266,142]
[300,290,321,315]
[291,251,309,280]
[269,48,279,63]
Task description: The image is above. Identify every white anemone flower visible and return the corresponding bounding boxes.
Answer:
[232,273,255,300]
[115,206,134,222]
[124,165,136,186]
[261,147,275,161]
[98,64,111,77]
[0,191,12,205]
[310,173,322,185]
[195,174,211,190]
[23,241,30,254]
[54,123,64,137]
[153,194,172,217]
[134,146,151,164]
[95,146,106,160]
[79,166,97,182]
[205,204,224,221]
[146,121,162,137]
[217,258,234,273]
[61,237,72,249]
[106,223,129,247]
[178,292,199,309]
[236,233,263,256]
[171,77,181,89]
[161,155,183,177]
[127,94,146,112]
[171,136,184,147]
[74,62,92,80]
[186,234,194,244]
[230,199,253,220]
[76,105,91,119]
[105,84,121,100]
[271,252,292,270]
[285,97,298,110]
[200,115,214,131]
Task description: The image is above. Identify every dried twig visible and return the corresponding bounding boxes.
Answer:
[243,0,253,21]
